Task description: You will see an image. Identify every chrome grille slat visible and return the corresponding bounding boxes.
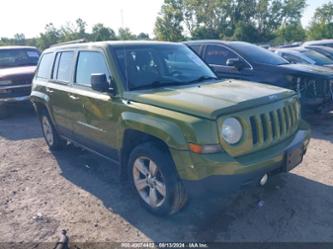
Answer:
[254,116,264,145]
[272,110,280,140]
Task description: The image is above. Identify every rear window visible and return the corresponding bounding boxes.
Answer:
[53,51,74,82]
[301,50,333,65]
[229,42,289,65]
[36,53,54,79]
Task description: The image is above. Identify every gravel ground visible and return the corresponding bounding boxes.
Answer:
[0,103,332,244]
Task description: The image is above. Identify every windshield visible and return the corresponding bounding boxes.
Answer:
[229,42,289,65]
[0,49,40,69]
[301,50,333,65]
[113,44,216,90]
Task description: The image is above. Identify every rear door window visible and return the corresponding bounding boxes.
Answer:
[281,53,310,64]
[75,51,110,87]
[53,51,74,82]
[205,45,239,66]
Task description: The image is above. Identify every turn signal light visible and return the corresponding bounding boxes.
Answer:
[189,143,221,154]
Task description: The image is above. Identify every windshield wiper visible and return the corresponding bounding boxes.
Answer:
[188,75,218,84]
[130,80,181,91]
[130,76,217,91]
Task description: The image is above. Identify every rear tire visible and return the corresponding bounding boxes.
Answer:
[128,142,187,216]
[0,104,9,119]
[40,111,67,151]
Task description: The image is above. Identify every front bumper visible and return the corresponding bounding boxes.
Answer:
[302,97,333,111]
[170,125,310,196]
[0,84,31,103]
[0,96,30,103]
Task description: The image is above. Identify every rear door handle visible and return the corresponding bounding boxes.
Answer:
[46,88,54,93]
[68,94,80,100]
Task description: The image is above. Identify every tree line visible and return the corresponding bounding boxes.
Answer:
[1,0,333,50]
[0,19,150,50]
[154,0,333,44]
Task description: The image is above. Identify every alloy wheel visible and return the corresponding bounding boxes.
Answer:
[133,157,167,208]
[42,116,54,146]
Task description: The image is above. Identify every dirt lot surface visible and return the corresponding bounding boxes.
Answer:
[0,104,333,244]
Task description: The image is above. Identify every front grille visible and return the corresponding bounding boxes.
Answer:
[249,100,299,147]
[218,96,300,157]
[0,87,31,98]
[11,75,34,86]
[301,79,331,99]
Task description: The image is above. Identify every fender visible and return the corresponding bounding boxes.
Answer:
[120,111,189,150]
[30,91,56,123]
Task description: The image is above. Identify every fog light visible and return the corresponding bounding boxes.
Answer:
[260,174,268,186]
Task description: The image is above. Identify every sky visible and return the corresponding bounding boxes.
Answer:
[0,0,330,38]
[301,0,330,27]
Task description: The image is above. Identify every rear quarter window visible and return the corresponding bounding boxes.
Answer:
[188,44,202,55]
[36,53,54,79]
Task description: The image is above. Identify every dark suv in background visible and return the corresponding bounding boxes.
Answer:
[185,40,333,113]
[0,46,40,118]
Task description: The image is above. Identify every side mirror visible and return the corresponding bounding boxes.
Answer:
[226,58,245,70]
[91,73,114,94]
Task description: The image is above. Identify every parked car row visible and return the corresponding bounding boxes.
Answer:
[185,40,333,113]
[1,38,332,215]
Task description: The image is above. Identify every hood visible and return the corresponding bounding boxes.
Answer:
[279,63,333,79]
[0,66,37,79]
[124,80,296,119]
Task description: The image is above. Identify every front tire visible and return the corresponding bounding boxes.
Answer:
[128,142,187,216]
[40,112,66,151]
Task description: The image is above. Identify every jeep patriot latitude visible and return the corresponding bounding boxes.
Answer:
[31,41,311,215]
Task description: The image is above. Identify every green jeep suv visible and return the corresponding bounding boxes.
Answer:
[31,41,311,215]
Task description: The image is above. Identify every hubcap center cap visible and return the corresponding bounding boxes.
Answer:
[147,175,155,188]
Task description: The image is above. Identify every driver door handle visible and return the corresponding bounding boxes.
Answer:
[68,94,80,101]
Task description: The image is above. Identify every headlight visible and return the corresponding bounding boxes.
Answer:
[221,118,243,145]
[0,80,12,86]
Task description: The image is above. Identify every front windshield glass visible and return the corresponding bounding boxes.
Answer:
[113,44,216,90]
[0,49,40,68]
[229,42,290,65]
[301,50,333,65]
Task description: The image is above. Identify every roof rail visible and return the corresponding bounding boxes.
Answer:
[50,39,87,47]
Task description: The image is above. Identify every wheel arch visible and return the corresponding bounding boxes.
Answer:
[120,128,178,178]
[30,93,54,122]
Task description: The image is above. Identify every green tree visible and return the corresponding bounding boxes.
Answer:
[60,18,88,41]
[307,1,333,40]
[274,22,306,44]
[118,28,136,40]
[137,32,150,40]
[13,33,26,45]
[154,0,185,41]
[37,23,61,50]
[91,23,116,41]
[154,0,306,43]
